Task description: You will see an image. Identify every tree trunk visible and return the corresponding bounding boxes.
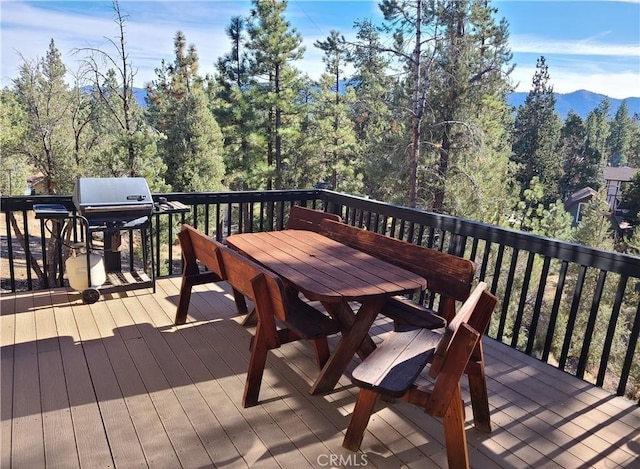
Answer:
[409,114,421,208]
[274,64,282,190]
[408,0,423,209]
[433,123,451,213]
[9,212,45,284]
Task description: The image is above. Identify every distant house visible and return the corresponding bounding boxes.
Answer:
[564,187,598,227]
[26,174,44,195]
[604,166,638,214]
[565,167,637,234]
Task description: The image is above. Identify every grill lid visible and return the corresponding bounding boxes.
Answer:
[73,177,154,222]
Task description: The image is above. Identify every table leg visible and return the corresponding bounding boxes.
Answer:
[310,296,386,395]
[326,302,376,359]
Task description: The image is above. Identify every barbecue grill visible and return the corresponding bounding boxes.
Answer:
[34,178,188,304]
[72,177,154,225]
[69,177,156,303]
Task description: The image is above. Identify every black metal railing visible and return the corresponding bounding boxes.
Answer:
[2,189,639,403]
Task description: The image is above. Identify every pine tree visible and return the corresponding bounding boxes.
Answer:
[445,92,517,226]
[13,39,76,194]
[428,0,514,214]
[514,177,573,238]
[584,98,611,177]
[215,16,257,190]
[378,0,436,207]
[245,0,305,190]
[377,0,513,211]
[348,19,400,202]
[164,88,225,192]
[585,97,611,197]
[560,111,603,198]
[628,114,640,168]
[607,100,633,166]
[511,56,562,205]
[309,30,361,192]
[84,69,164,184]
[147,31,224,192]
[0,89,29,195]
[573,191,614,250]
[619,171,640,225]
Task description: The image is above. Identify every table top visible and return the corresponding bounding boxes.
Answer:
[226,230,426,303]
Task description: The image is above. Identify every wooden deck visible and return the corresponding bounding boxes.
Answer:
[2,277,638,468]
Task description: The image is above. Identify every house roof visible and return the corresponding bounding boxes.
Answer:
[604,166,638,182]
[27,173,45,184]
[565,186,597,207]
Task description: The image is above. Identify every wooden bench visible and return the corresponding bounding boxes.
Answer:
[343,282,497,468]
[319,219,494,433]
[319,219,474,325]
[174,224,248,325]
[218,244,341,407]
[286,205,342,232]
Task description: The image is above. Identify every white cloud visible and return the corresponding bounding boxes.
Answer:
[510,63,640,99]
[511,34,640,57]
[508,30,640,98]
[2,0,638,100]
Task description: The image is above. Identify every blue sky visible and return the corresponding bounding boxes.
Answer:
[1,0,639,98]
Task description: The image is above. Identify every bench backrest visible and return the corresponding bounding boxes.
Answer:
[319,219,475,318]
[218,245,287,350]
[178,224,226,279]
[429,282,496,377]
[286,205,342,232]
[424,282,496,418]
[425,322,480,418]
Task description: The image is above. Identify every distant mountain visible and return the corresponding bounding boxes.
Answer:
[507,90,640,120]
[131,87,638,121]
[133,87,147,106]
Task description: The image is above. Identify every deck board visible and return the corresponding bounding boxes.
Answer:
[1,277,639,469]
[1,295,15,469]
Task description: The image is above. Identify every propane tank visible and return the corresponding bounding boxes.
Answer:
[66,243,106,291]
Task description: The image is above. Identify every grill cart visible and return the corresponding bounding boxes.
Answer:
[35,177,187,304]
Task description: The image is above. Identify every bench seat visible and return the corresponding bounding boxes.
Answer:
[382,296,447,330]
[351,325,441,397]
[343,283,498,468]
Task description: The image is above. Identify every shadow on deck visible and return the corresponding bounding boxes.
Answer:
[1,277,638,468]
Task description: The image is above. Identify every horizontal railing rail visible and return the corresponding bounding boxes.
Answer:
[1,189,638,403]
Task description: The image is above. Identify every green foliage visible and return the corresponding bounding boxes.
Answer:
[619,170,640,225]
[628,114,640,168]
[215,16,259,191]
[513,177,573,240]
[13,39,77,194]
[511,57,563,205]
[147,31,224,192]
[300,30,363,193]
[624,227,640,255]
[0,89,29,195]
[572,191,614,250]
[164,88,225,192]
[607,100,633,166]
[4,0,638,238]
[444,94,517,226]
[560,111,604,197]
[584,98,611,171]
[348,19,401,202]
[243,0,306,190]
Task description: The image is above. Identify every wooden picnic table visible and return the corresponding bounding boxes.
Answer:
[226,230,427,394]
